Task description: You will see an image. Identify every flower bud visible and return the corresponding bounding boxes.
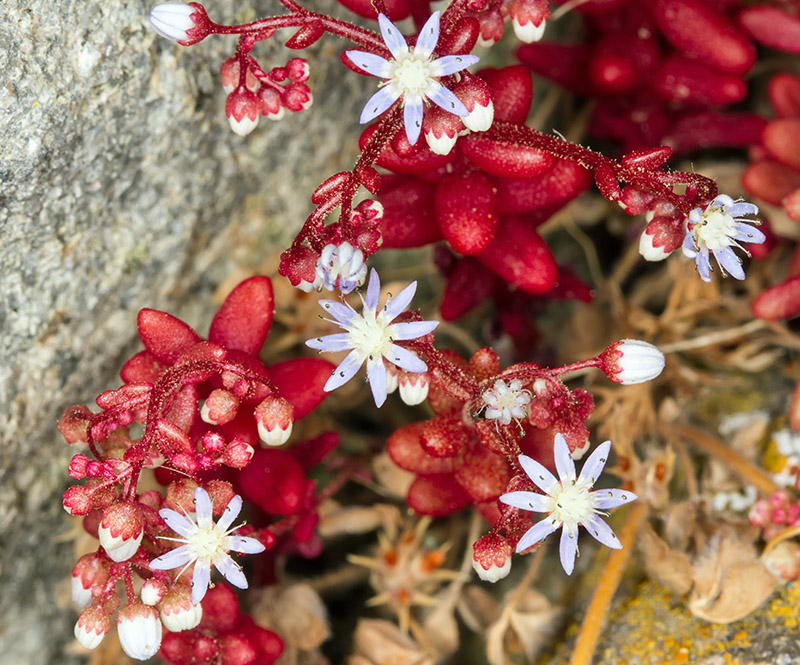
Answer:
[68,454,92,479]
[159,584,203,631]
[200,389,239,426]
[141,579,168,606]
[74,606,110,650]
[423,106,461,156]
[509,0,549,43]
[315,241,368,294]
[222,438,255,469]
[226,86,260,136]
[398,371,430,406]
[71,553,110,608]
[98,502,145,562]
[255,395,294,447]
[149,3,210,45]
[472,533,512,582]
[600,339,665,385]
[63,485,93,516]
[117,603,163,661]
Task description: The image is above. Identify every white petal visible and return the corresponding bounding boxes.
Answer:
[367,359,389,407]
[216,495,243,532]
[384,280,418,320]
[499,490,551,512]
[516,517,559,552]
[159,509,195,538]
[345,50,390,78]
[226,535,265,554]
[215,553,248,589]
[415,11,440,58]
[150,546,193,571]
[593,488,637,510]
[360,86,401,124]
[553,434,576,483]
[386,344,427,373]
[194,488,213,529]
[430,54,479,77]
[559,526,579,575]
[191,564,211,605]
[585,516,622,549]
[403,99,424,145]
[427,84,468,117]
[578,440,610,486]
[518,454,559,495]
[324,350,364,391]
[378,13,408,58]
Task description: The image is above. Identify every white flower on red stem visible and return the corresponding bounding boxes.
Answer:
[345,12,479,145]
[150,487,265,605]
[116,603,162,661]
[601,339,666,385]
[482,379,531,425]
[500,434,637,575]
[149,3,208,45]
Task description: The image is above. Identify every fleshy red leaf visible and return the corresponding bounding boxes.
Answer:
[137,309,201,364]
[120,351,165,384]
[267,358,334,420]
[209,276,274,356]
[407,474,471,517]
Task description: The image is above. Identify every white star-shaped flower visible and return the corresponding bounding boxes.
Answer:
[482,379,531,425]
[306,268,438,407]
[682,194,765,282]
[150,488,265,605]
[345,12,479,145]
[500,433,637,575]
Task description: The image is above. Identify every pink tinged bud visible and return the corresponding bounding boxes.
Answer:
[141,579,168,606]
[385,363,400,394]
[72,553,110,608]
[512,17,546,43]
[63,485,93,516]
[74,607,110,650]
[68,454,92,479]
[602,339,665,385]
[639,226,673,261]
[762,541,800,582]
[638,214,684,261]
[200,389,240,426]
[117,603,163,661]
[149,3,209,46]
[472,533,513,582]
[98,502,145,562]
[159,585,203,632]
[226,87,260,136]
[286,57,310,83]
[423,108,460,156]
[222,438,255,469]
[255,396,295,447]
[398,371,430,406]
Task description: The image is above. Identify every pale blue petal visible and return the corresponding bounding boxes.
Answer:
[365,268,381,309]
[518,454,559,495]
[384,281,417,320]
[150,546,193,571]
[711,194,734,208]
[227,536,265,554]
[191,564,211,605]
[729,201,758,217]
[386,344,427,372]
[559,527,579,575]
[324,350,364,391]
[159,509,194,538]
[360,86,402,124]
[715,246,745,280]
[319,299,357,326]
[427,85,468,117]
[682,231,697,258]
[391,320,439,341]
[697,248,711,282]
[593,488,637,510]
[499,490,551,512]
[688,208,703,224]
[431,54,479,77]
[578,440,611,486]
[415,11,440,58]
[553,434,576,483]
[194,488,213,529]
[367,359,388,407]
[378,13,408,58]
[586,516,622,549]
[215,553,248,589]
[516,517,559,552]
[404,99,423,145]
[307,332,352,353]
[216,495,242,532]
[733,223,765,244]
[345,50,390,78]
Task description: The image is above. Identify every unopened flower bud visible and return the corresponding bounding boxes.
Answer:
[600,339,665,385]
[455,77,494,133]
[472,533,512,582]
[201,431,226,455]
[398,371,430,406]
[222,438,255,469]
[149,2,210,45]
[315,241,368,294]
[159,584,203,631]
[141,579,168,606]
[72,553,111,608]
[385,363,400,394]
[255,396,294,446]
[286,57,310,83]
[63,485,93,516]
[226,86,260,136]
[98,502,145,563]
[117,603,163,661]
[74,606,110,650]
[200,389,239,426]
[509,0,549,43]
[68,454,92,479]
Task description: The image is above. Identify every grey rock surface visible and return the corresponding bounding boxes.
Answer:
[0,1,364,663]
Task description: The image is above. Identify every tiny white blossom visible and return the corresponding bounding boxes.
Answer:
[512,17,546,43]
[149,3,202,43]
[150,488,265,605]
[306,268,439,407]
[682,194,765,282]
[117,604,162,661]
[345,12,479,145]
[500,433,637,575]
[482,379,531,425]
[315,241,368,294]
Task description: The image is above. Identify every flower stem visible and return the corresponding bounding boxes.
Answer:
[568,501,648,665]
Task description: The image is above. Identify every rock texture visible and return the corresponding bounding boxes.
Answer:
[0,2,363,663]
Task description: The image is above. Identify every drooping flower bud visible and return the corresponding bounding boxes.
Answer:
[63,485,93,516]
[255,395,294,447]
[71,553,111,608]
[98,502,145,563]
[159,584,203,632]
[509,0,549,43]
[117,603,163,661]
[149,3,210,45]
[200,389,239,426]
[74,606,110,650]
[141,579,168,606]
[472,533,512,582]
[600,339,666,385]
[315,241,368,294]
[226,86,260,136]
[398,371,430,406]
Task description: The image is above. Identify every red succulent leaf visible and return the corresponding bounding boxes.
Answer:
[387,422,461,474]
[237,448,307,515]
[208,276,274,356]
[478,65,533,124]
[738,6,800,55]
[288,431,340,471]
[379,176,443,248]
[461,135,557,178]
[440,258,495,321]
[651,55,747,107]
[768,73,800,119]
[406,473,471,517]
[336,0,410,21]
[494,158,592,215]
[751,275,800,321]
[763,119,800,172]
[742,160,800,206]
[120,351,165,384]
[137,309,201,364]
[266,358,334,420]
[453,443,512,503]
[517,42,593,96]
[435,173,499,255]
